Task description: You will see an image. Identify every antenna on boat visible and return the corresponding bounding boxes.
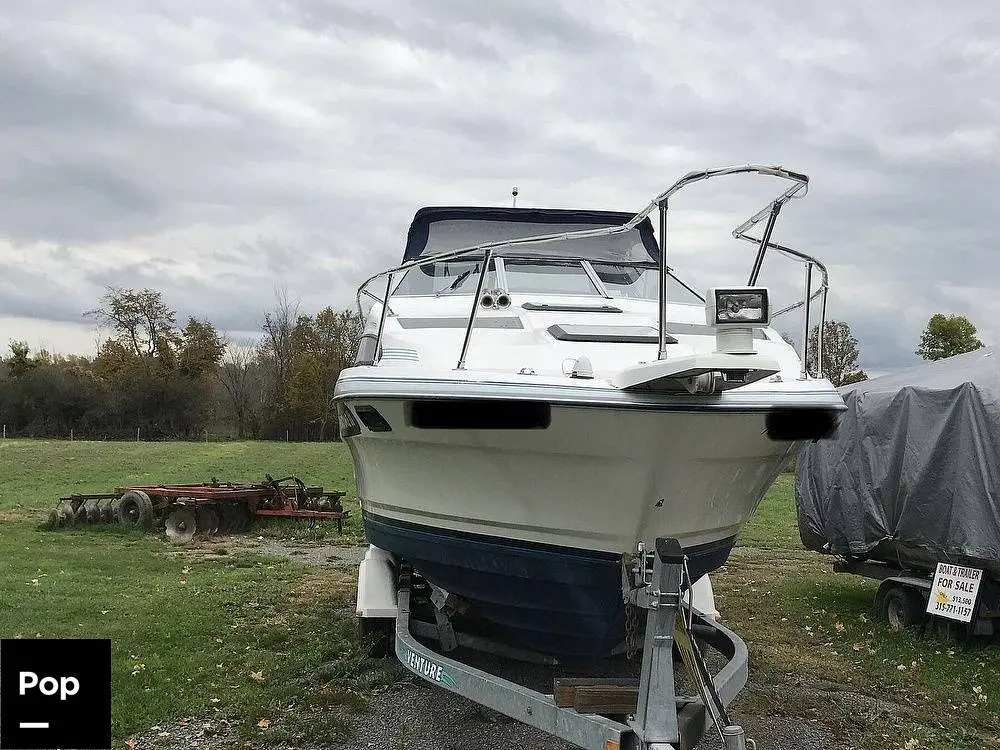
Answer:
[511,186,518,207]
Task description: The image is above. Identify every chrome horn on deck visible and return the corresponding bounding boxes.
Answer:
[480,289,511,310]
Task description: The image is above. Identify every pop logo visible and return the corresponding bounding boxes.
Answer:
[19,672,80,701]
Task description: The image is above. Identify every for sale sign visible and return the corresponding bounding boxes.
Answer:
[927,562,983,623]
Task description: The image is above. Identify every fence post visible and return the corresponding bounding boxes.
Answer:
[70,429,74,441]
[136,427,140,442]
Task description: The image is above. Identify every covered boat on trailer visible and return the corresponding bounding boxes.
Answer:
[796,345,1000,580]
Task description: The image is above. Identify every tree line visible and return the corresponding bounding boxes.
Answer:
[0,288,363,441]
[1,285,988,438]
[797,312,986,388]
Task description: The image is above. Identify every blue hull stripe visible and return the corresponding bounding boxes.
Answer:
[364,511,735,661]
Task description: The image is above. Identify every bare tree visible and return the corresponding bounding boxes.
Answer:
[85,287,179,358]
[218,338,258,438]
[258,285,300,414]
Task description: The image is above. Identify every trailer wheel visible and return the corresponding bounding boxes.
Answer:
[116,490,154,530]
[879,585,925,630]
[358,617,395,659]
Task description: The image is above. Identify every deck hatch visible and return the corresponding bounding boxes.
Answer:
[397,317,524,330]
[521,302,623,313]
[547,324,676,344]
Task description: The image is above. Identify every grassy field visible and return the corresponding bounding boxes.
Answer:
[2,441,999,750]
[726,474,1000,750]
[0,439,387,747]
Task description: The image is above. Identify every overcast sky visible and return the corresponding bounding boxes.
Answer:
[1,1,998,374]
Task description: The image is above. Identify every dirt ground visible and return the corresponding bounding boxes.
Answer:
[224,540,864,750]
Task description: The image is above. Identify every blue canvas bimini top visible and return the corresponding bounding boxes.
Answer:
[402,206,660,264]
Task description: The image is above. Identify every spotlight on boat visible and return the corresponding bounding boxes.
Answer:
[480,292,495,308]
[706,286,769,355]
[496,292,511,309]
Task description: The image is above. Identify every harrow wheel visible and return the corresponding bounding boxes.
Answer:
[195,506,219,536]
[116,490,154,531]
[165,509,197,545]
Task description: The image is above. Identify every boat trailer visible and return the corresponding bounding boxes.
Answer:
[45,475,350,543]
[358,537,754,750]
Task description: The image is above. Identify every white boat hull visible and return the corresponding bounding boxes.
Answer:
[341,395,798,555]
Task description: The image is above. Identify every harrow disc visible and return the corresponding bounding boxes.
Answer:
[230,504,251,533]
[45,508,61,529]
[195,505,219,536]
[56,503,74,527]
[86,502,103,524]
[215,504,235,535]
[165,509,197,545]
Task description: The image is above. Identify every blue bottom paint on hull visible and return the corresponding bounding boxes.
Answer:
[364,511,735,662]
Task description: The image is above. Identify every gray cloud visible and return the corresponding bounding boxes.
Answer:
[1,0,999,374]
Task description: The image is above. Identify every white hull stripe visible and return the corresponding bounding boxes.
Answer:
[335,375,846,412]
[364,500,739,548]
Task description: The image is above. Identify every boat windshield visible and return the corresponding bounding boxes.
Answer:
[503,260,599,295]
[393,259,498,297]
[591,263,705,304]
[591,263,657,299]
[392,258,704,303]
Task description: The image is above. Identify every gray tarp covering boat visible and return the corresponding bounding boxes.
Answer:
[795,346,1000,578]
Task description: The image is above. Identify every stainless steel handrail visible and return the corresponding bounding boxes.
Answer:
[732,215,829,378]
[356,164,820,375]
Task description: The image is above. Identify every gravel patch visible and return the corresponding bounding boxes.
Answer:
[248,540,368,569]
[128,716,240,750]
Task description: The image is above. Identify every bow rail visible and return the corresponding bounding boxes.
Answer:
[355,164,827,378]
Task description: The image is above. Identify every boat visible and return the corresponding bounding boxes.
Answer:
[334,164,847,663]
[797,346,1000,581]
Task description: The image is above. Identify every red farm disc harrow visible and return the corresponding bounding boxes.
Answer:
[45,475,349,543]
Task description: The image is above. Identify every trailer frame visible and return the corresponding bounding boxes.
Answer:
[833,558,1000,642]
[360,537,755,750]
